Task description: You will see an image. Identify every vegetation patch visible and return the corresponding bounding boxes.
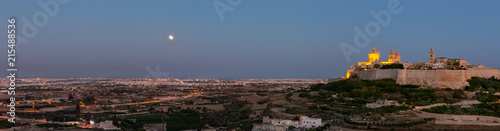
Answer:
[36,123,74,128]
[423,104,500,118]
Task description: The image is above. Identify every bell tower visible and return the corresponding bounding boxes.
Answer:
[395,49,400,62]
[429,48,435,63]
[388,48,395,63]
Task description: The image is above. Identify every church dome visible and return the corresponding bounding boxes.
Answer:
[369,47,380,54]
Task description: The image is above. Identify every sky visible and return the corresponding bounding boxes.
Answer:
[1,0,499,79]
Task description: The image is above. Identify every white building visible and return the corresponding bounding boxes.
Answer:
[254,116,298,131]
[262,116,299,127]
[271,119,297,126]
[299,116,321,128]
[97,120,120,130]
[365,99,400,108]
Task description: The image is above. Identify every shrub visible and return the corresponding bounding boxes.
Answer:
[381,63,404,69]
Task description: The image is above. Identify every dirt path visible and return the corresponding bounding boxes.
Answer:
[415,100,480,110]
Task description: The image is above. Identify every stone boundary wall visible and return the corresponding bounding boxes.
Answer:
[356,68,500,89]
[417,111,500,126]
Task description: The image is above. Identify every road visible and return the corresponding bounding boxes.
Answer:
[13,92,202,113]
[0,116,49,125]
[414,100,480,110]
[109,91,201,107]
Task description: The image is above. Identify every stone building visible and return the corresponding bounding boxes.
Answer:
[345,47,500,89]
[428,48,469,69]
[349,47,401,78]
[300,116,322,128]
[365,99,400,108]
[253,116,298,131]
[357,47,401,67]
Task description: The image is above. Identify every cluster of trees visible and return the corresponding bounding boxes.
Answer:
[257,98,270,104]
[202,101,254,131]
[474,104,500,117]
[114,112,196,130]
[311,78,401,93]
[40,112,78,122]
[465,77,500,92]
[113,116,143,130]
[298,92,310,98]
[285,93,293,101]
[452,89,467,99]
[0,120,28,129]
[424,103,500,118]
[423,105,464,114]
[357,105,410,115]
[380,63,404,69]
[476,92,499,103]
[309,79,437,105]
[343,117,435,128]
[164,110,203,131]
[284,107,309,114]
[82,96,96,104]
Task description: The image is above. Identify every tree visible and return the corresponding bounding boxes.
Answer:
[373,64,381,69]
[168,107,174,113]
[453,90,466,99]
[112,115,118,125]
[324,123,331,129]
[310,83,325,91]
[75,103,81,119]
[263,107,270,115]
[68,94,74,100]
[239,119,255,131]
[84,113,91,124]
[381,63,404,69]
[202,101,253,127]
[477,92,499,103]
[83,96,96,104]
[299,92,309,98]
[75,103,80,113]
[286,93,293,99]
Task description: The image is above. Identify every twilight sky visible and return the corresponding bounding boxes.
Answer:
[1,0,499,79]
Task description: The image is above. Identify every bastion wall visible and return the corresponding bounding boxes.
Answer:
[356,68,500,89]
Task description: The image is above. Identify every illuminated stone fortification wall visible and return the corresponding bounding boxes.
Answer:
[356,68,500,89]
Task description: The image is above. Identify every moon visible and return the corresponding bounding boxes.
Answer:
[168,35,174,40]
